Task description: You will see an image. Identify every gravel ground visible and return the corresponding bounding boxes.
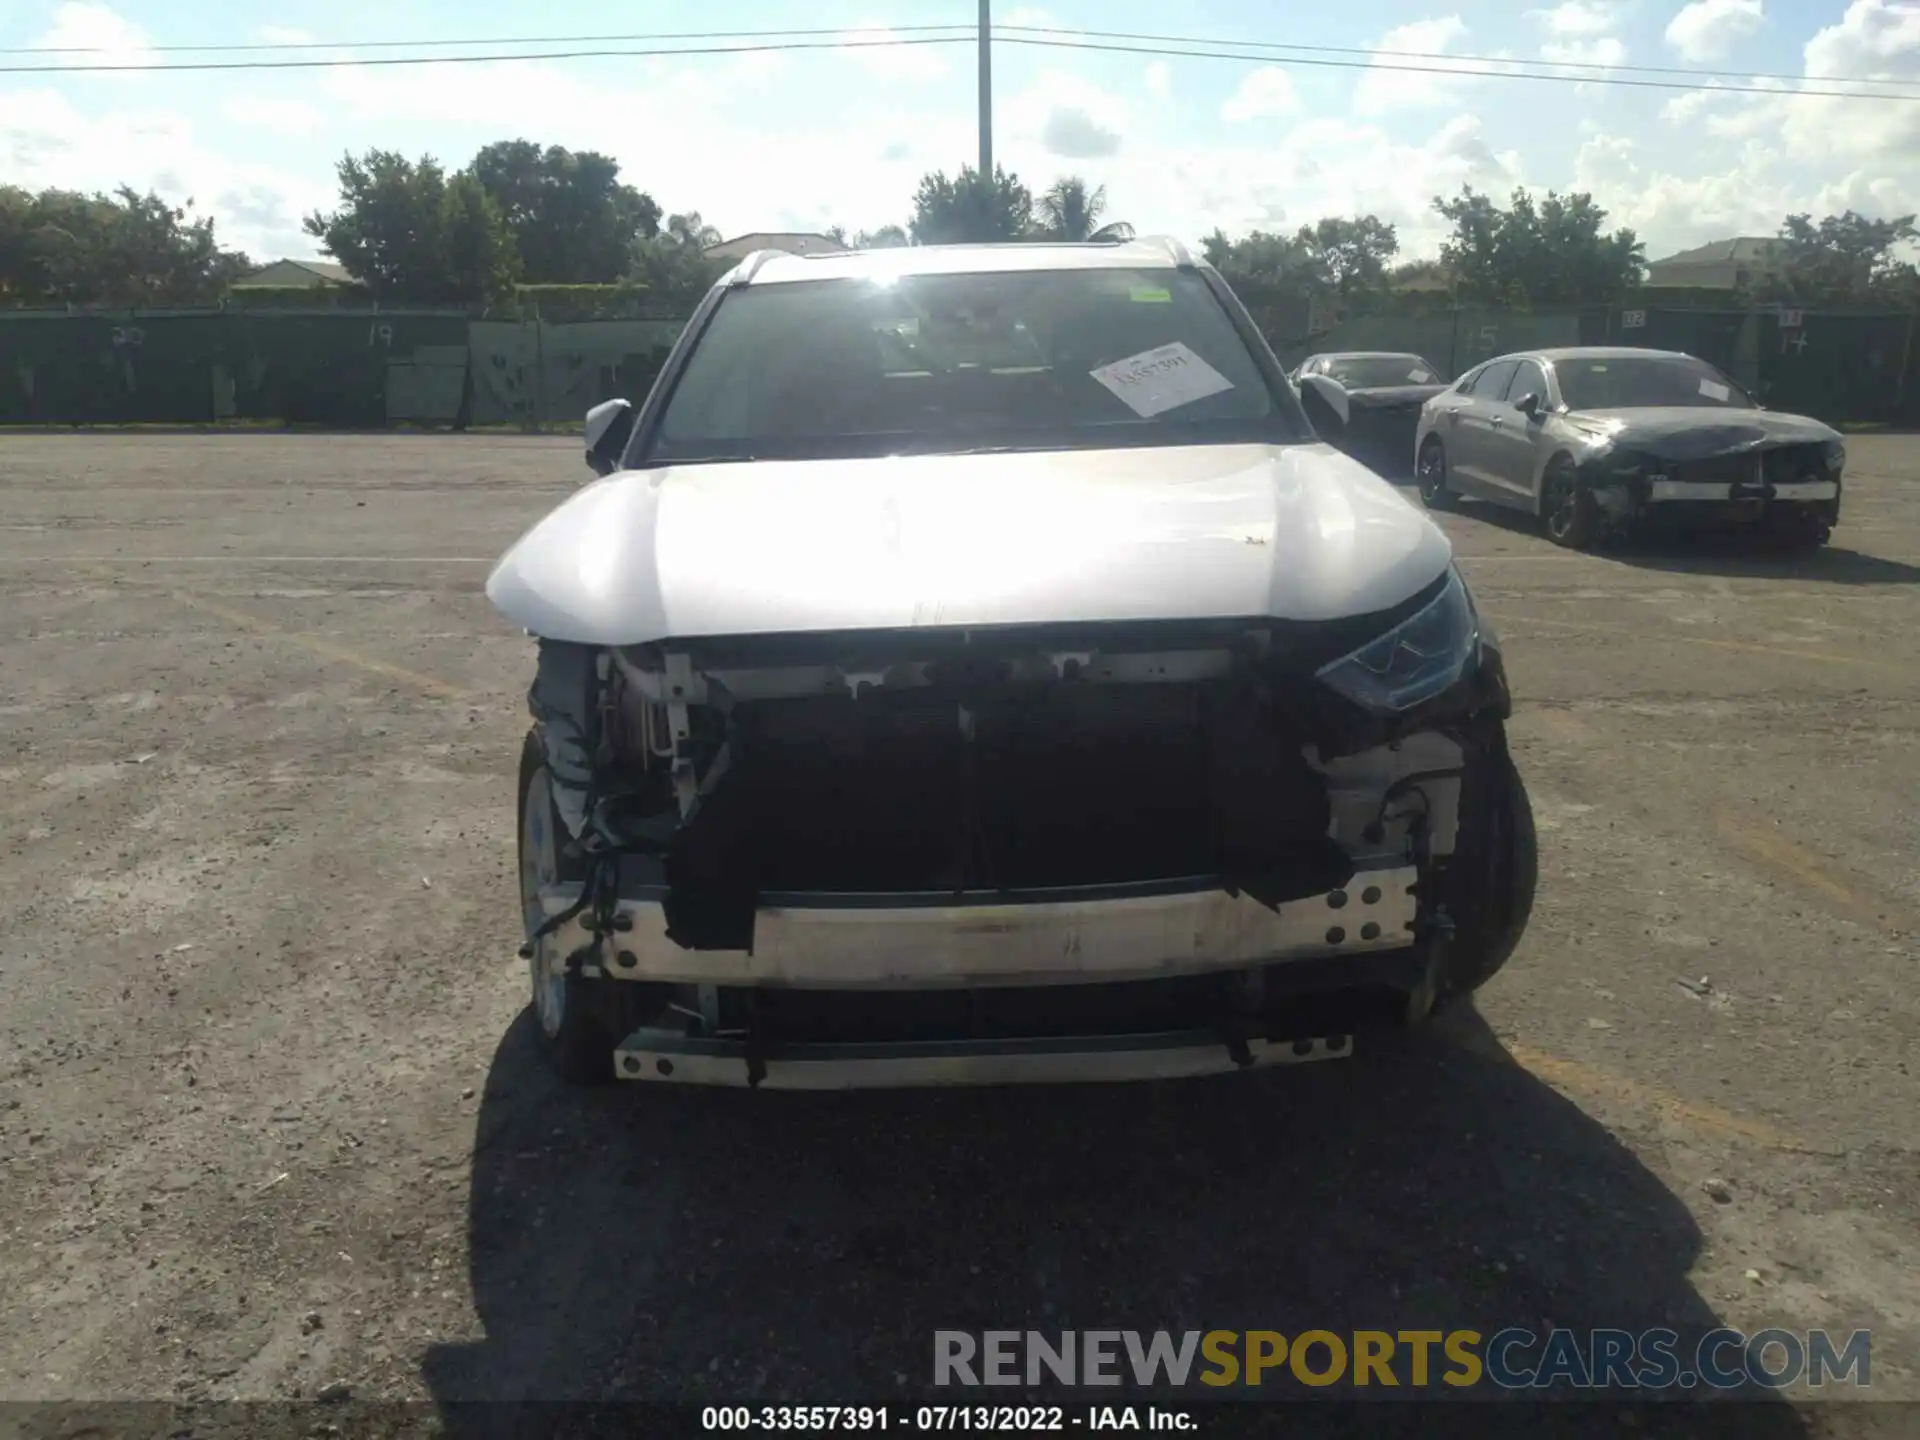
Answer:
[0,433,1916,1435]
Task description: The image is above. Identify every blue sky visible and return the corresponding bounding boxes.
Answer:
[2,1,1916,266]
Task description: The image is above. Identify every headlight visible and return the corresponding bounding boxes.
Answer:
[1823,439,1846,473]
[1316,567,1480,713]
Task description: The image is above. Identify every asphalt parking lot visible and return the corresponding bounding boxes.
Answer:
[0,432,1916,1432]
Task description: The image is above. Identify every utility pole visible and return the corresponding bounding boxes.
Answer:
[977,0,993,181]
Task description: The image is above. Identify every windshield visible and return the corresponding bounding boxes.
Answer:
[1555,354,1753,411]
[646,267,1301,463]
[1324,355,1440,388]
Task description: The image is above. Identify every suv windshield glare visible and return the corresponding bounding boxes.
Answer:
[1556,354,1753,411]
[646,267,1302,463]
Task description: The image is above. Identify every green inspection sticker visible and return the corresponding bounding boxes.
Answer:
[1129,286,1172,303]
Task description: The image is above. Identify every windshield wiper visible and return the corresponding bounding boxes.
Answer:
[642,454,759,468]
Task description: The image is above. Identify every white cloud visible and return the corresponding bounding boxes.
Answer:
[1530,2,1626,70]
[252,25,315,46]
[1145,62,1170,100]
[1664,0,1764,62]
[1542,36,1628,66]
[1053,110,1524,259]
[301,51,974,240]
[1220,67,1301,123]
[1778,0,1920,164]
[36,2,151,79]
[221,95,326,139]
[1352,17,1513,116]
[0,86,325,258]
[1529,2,1620,36]
[1005,71,1130,160]
[836,23,951,83]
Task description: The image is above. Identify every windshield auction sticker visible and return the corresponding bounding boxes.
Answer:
[1090,342,1234,418]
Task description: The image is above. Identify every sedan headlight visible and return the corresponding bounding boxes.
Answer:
[1316,567,1480,714]
[1823,439,1846,473]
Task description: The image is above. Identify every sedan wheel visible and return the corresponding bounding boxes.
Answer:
[1417,438,1453,509]
[1541,460,1599,550]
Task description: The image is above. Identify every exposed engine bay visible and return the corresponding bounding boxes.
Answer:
[523,615,1526,1037]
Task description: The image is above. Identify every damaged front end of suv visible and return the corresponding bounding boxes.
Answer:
[505,571,1532,1089]
[490,239,1537,1089]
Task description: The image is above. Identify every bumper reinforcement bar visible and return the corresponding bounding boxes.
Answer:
[613,1027,1355,1089]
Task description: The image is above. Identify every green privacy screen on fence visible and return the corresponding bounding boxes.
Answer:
[0,309,676,428]
[1,304,1915,428]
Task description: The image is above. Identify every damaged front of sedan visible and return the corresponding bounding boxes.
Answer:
[1544,350,1845,551]
[488,238,1537,1090]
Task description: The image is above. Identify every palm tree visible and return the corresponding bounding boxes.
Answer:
[1037,177,1108,241]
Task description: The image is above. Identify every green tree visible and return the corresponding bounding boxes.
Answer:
[304,150,519,303]
[1036,176,1107,241]
[1769,210,1920,305]
[855,223,910,249]
[627,210,726,310]
[1206,229,1321,296]
[909,165,1033,244]
[0,184,249,306]
[1433,186,1644,306]
[468,139,661,284]
[1295,214,1399,301]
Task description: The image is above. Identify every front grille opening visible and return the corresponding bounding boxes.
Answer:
[673,683,1346,898]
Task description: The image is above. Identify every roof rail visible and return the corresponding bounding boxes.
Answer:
[1133,234,1194,266]
[732,249,788,284]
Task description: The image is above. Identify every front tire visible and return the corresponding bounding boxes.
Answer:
[518,728,630,1085]
[1437,738,1538,1003]
[1541,457,1599,550]
[1417,436,1453,510]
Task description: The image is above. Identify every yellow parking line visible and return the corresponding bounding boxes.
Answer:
[1502,1042,1812,1151]
[1710,811,1908,940]
[171,592,467,700]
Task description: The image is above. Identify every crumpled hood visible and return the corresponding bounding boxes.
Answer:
[487,443,1454,647]
[1567,406,1840,461]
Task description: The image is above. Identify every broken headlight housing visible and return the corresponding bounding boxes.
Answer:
[1315,567,1480,714]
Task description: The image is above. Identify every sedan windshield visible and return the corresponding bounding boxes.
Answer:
[1324,354,1440,388]
[1556,354,1753,411]
[647,267,1302,463]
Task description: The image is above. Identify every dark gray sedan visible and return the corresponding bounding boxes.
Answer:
[1291,351,1447,476]
[1411,347,1845,550]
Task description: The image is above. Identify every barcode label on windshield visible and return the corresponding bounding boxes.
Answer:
[1090,342,1235,418]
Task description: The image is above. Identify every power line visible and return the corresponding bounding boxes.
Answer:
[1,24,1914,102]
[0,35,973,76]
[996,35,1920,102]
[998,23,1920,91]
[9,15,1910,95]
[0,22,972,56]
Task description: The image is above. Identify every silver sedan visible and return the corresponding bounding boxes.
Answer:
[1412,346,1846,550]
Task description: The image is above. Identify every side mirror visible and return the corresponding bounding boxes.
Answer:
[1513,391,1541,419]
[583,398,635,477]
